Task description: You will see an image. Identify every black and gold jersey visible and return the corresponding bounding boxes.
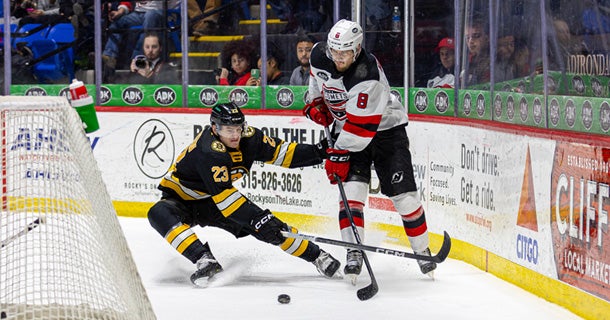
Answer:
[159,125,324,223]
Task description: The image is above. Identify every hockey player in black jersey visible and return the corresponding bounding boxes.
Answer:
[303,19,437,284]
[147,102,340,286]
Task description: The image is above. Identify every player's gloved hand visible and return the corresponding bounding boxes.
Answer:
[250,209,287,245]
[325,148,350,184]
[303,97,333,127]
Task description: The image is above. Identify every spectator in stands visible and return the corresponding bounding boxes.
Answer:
[461,17,490,87]
[125,32,176,84]
[217,39,257,86]
[582,0,610,34]
[513,38,530,77]
[15,0,69,27]
[101,0,179,82]
[190,0,252,36]
[426,37,455,88]
[189,0,218,36]
[494,31,516,82]
[256,46,290,85]
[289,35,315,86]
[544,18,588,72]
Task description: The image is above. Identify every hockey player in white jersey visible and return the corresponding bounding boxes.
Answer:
[303,19,437,283]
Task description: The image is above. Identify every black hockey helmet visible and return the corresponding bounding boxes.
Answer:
[210,102,245,128]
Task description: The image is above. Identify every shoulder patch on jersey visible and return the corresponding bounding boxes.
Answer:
[242,126,255,138]
[211,141,226,152]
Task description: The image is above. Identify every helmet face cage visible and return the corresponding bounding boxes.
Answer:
[210,102,247,132]
[326,19,363,62]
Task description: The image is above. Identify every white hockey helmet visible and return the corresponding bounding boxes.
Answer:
[327,19,363,58]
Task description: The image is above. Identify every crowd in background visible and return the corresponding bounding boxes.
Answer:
[1,0,609,96]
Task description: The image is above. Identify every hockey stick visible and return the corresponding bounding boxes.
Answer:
[0,217,45,249]
[282,230,452,263]
[324,126,378,301]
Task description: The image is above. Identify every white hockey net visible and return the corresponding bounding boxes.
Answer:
[0,96,156,320]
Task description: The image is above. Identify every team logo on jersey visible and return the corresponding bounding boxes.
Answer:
[600,101,610,132]
[519,96,528,122]
[153,87,177,106]
[317,71,329,81]
[24,87,47,96]
[391,171,404,184]
[99,86,112,104]
[243,126,255,137]
[549,98,560,127]
[565,99,576,128]
[322,84,348,107]
[276,88,294,108]
[133,119,175,179]
[229,88,249,107]
[211,140,226,152]
[582,100,593,130]
[122,86,144,105]
[533,97,542,124]
[199,88,219,106]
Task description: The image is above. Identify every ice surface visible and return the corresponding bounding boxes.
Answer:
[120,217,582,320]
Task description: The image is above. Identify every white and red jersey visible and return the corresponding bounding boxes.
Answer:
[308,42,408,152]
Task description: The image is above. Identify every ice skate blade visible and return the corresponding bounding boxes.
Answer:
[345,273,358,286]
[193,277,211,288]
[424,270,435,280]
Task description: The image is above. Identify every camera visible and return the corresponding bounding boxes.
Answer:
[214,68,222,76]
[134,55,148,69]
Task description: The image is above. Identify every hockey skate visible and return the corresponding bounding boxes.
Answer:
[190,251,223,287]
[313,249,341,278]
[415,248,437,279]
[343,249,363,285]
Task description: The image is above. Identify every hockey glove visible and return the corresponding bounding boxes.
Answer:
[325,148,350,184]
[250,209,287,245]
[303,97,333,127]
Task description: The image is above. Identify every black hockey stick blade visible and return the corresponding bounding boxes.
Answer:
[1,217,44,249]
[357,276,379,300]
[282,230,452,263]
[355,247,378,300]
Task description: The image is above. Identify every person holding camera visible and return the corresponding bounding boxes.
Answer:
[127,32,176,84]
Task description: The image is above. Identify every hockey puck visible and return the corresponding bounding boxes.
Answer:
[277,294,291,304]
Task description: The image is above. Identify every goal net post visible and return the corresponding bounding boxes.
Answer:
[0,96,156,320]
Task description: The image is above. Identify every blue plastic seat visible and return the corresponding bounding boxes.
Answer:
[0,24,18,46]
[13,23,50,49]
[46,23,75,80]
[29,39,68,83]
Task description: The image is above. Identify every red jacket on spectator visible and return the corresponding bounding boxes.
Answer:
[219,72,252,86]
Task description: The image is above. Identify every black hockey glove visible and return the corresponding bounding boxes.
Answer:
[249,209,287,245]
[314,138,329,159]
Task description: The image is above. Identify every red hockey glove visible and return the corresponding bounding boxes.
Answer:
[303,97,333,127]
[325,148,350,184]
